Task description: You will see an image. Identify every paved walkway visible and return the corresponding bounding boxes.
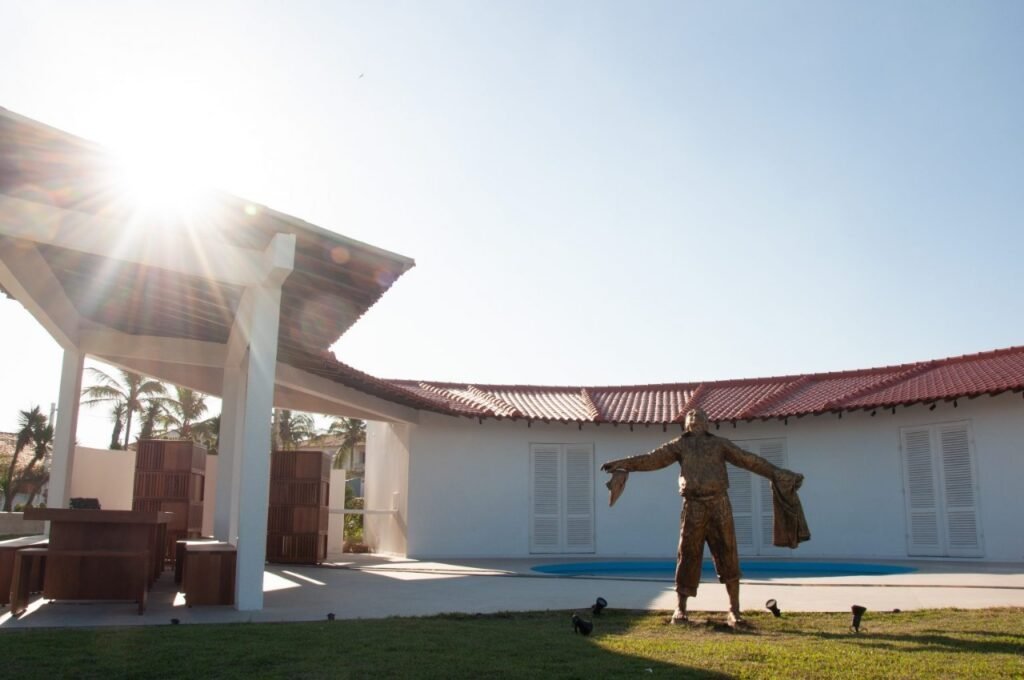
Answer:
[2,555,1023,629]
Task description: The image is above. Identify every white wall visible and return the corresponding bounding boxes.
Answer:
[327,468,346,558]
[202,455,218,537]
[69,446,137,509]
[371,393,1024,562]
[365,421,410,555]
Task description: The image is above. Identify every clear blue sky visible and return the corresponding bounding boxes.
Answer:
[2,1,1023,445]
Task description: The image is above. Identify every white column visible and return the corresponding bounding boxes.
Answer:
[213,363,243,541]
[47,347,84,511]
[228,233,295,611]
[235,282,283,610]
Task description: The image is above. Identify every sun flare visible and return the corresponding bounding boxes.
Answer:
[111,147,216,220]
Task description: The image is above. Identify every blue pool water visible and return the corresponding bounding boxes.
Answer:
[531,560,917,580]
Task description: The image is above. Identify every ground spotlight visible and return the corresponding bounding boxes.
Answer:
[765,599,781,618]
[572,613,593,636]
[851,605,867,633]
[170,618,180,625]
[592,597,608,615]
[327,613,336,621]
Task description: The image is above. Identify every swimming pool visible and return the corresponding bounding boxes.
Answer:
[531,560,917,580]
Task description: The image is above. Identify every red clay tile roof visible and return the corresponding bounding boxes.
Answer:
[343,345,1024,424]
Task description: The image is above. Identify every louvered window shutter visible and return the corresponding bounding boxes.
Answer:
[564,444,595,553]
[726,462,754,553]
[530,445,561,553]
[902,428,943,556]
[757,441,786,549]
[938,425,982,557]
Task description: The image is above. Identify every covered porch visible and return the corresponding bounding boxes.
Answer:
[0,107,432,610]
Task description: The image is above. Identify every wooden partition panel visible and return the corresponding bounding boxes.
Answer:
[133,440,207,561]
[267,450,330,564]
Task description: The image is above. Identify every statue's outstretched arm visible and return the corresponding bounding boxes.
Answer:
[601,440,679,473]
[722,439,801,486]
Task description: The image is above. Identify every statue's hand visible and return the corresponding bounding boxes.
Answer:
[774,469,803,490]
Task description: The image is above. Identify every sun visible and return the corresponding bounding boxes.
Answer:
[110,143,216,220]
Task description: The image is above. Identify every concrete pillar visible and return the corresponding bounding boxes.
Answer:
[234,282,283,611]
[47,347,84,511]
[213,364,244,541]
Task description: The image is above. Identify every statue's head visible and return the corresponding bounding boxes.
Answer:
[684,408,710,434]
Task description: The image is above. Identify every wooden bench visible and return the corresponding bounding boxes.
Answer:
[182,542,236,606]
[11,548,150,616]
[0,535,48,607]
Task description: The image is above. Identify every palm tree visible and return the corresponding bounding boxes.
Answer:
[81,367,166,449]
[2,406,47,511]
[158,386,209,438]
[193,414,221,455]
[275,409,316,450]
[108,401,126,450]
[328,417,366,469]
[137,400,164,441]
[16,416,53,508]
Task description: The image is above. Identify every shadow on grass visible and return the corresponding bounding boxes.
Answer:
[0,610,737,679]
[785,628,1024,657]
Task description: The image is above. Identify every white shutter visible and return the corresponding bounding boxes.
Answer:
[756,440,786,553]
[530,445,561,553]
[902,428,943,556]
[564,444,595,553]
[726,462,754,554]
[938,425,982,557]
[730,438,786,555]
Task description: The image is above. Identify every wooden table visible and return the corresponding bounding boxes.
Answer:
[19,508,172,614]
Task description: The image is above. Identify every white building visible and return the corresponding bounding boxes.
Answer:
[364,349,1024,562]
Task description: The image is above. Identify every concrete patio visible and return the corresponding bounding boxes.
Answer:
[2,555,1022,629]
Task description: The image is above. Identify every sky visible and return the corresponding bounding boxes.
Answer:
[1,1,1023,447]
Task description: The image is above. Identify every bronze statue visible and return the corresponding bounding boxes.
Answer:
[601,408,809,627]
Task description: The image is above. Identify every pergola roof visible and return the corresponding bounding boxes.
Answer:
[0,106,413,359]
[1,107,426,422]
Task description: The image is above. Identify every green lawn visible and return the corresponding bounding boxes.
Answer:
[1,608,1022,679]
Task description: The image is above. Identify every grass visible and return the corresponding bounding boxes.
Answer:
[1,608,1022,679]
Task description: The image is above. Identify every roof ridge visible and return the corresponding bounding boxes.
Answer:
[820,361,938,411]
[580,388,601,421]
[466,385,523,418]
[736,375,815,420]
[672,384,707,422]
[416,382,489,415]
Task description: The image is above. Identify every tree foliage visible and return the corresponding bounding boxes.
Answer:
[328,417,366,469]
[81,367,166,449]
[2,406,53,511]
[275,409,317,450]
[157,386,209,438]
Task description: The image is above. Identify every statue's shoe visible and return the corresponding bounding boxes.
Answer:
[726,611,746,629]
[670,609,689,625]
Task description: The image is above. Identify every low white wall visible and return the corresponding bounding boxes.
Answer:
[0,512,44,535]
[202,455,218,537]
[375,392,1024,562]
[365,421,410,555]
[327,468,346,558]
